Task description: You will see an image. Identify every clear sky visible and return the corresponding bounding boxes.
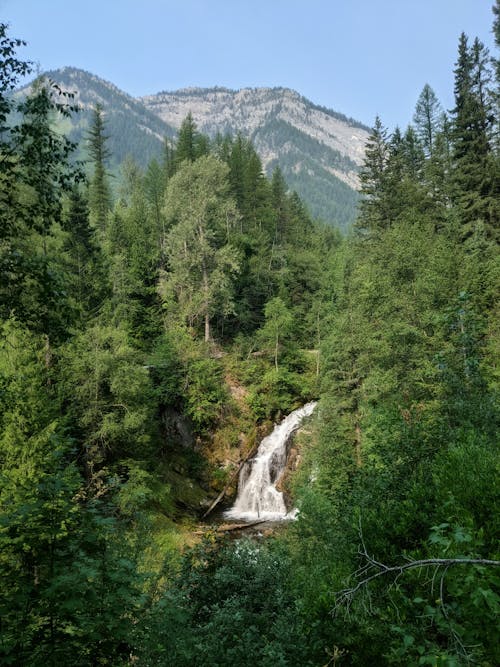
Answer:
[1,0,497,130]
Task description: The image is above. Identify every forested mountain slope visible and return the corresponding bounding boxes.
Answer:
[26,67,177,169]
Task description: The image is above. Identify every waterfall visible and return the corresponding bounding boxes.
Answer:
[224,402,317,521]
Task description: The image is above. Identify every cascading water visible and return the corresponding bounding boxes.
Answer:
[224,402,317,522]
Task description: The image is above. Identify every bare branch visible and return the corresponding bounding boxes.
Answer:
[334,555,499,611]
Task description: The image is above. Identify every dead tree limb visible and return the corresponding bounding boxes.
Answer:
[202,442,259,519]
[334,518,499,613]
[336,556,499,607]
[216,519,268,533]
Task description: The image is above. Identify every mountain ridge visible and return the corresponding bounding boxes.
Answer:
[151,84,370,132]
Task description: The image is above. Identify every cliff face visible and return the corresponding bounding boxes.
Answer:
[141,86,368,189]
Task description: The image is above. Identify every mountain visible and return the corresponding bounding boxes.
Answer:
[28,68,370,228]
[142,86,369,228]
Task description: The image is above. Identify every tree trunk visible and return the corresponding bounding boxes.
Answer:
[202,262,210,342]
[205,312,210,343]
[355,422,362,467]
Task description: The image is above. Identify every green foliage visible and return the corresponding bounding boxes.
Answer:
[1,72,84,339]
[87,103,112,231]
[0,320,146,666]
[183,355,228,432]
[174,112,209,166]
[281,14,499,664]
[247,367,308,420]
[138,537,310,667]
[59,324,156,483]
[258,296,293,370]
[159,154,241,341]
[2,15,499,665]
[413,83,443,157]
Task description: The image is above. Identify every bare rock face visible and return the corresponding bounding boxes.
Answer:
[162,407,194,449]
[141,86,368,188]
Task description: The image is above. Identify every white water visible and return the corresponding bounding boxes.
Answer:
[224,402,317,522]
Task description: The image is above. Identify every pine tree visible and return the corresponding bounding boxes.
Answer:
[162,135,176,179]
[413,84,443,157]
[62,186,107,319]
[174,112,208,167]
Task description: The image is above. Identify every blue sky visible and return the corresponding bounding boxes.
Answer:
[1,0,496,130]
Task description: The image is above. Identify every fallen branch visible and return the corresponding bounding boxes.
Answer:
[201,459,246,519]
[202,442,259,519]
[192,519,269,536]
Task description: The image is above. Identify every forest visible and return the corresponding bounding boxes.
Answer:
[0,4,498,666]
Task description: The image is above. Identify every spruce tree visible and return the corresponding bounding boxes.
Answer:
[451,34,497,239]
[174,112,208,167]
[62,187,107,319]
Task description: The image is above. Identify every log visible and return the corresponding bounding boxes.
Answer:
[201,459,246,519]
[216,519,268,533]
[201,441,259,519]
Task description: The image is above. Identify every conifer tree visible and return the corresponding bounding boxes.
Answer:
[87,103,111,231]
[174,112,208,167]
[413,84,443,157]
[451,34,497,239]
[357,116,389,234]
[162,136,176,179]
[62,186,106,318]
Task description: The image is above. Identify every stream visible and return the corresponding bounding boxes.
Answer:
[223,402,317,522]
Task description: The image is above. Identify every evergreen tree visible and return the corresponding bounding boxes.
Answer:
[493,0,500,136]
[62,186,107,319]
[357,116,389,234]
[413,83,443,157]
[174,112,209,168]
[160,155,241,341]
[87,103,111,231]
[162,135,176,179]
[451,34,498,239]
[144,157,167,248]
[270,166,289,245]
